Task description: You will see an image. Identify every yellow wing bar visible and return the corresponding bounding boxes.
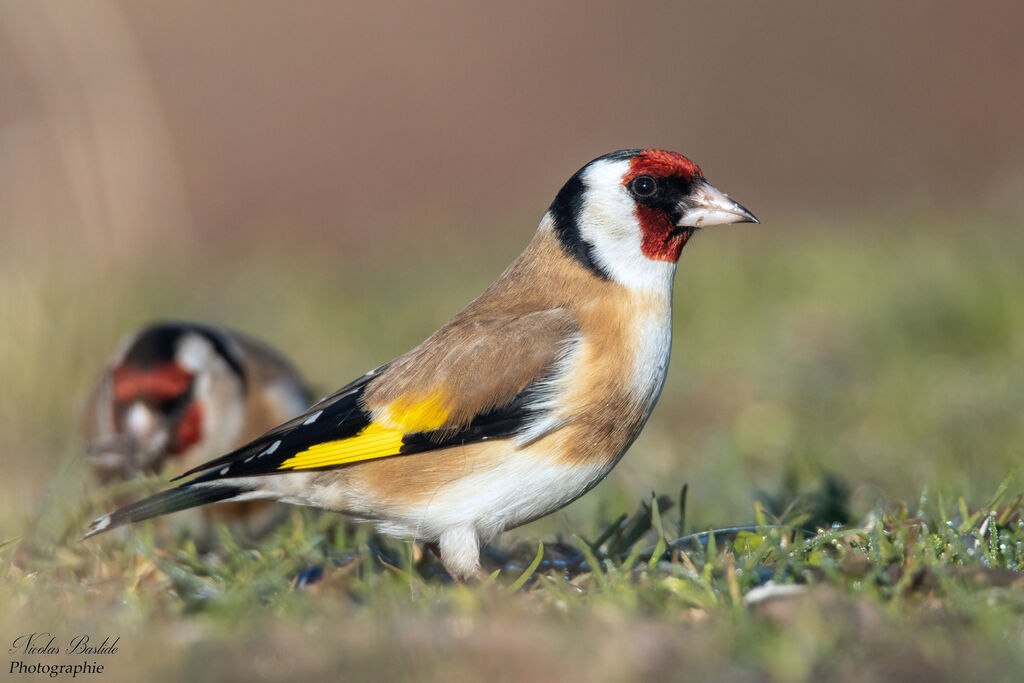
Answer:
[278,423,404,470]
[380,392,449,431]
[277,392,451,470]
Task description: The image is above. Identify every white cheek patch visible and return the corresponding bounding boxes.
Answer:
[176,334,215,373]
[176,334,246,459]
[577,160,677,293]
[578,160,640,249]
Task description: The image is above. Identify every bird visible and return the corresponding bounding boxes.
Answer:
[84,149,757,579]
[82,321,313,544]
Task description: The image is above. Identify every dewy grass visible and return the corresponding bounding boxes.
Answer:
[19,474,1022,603]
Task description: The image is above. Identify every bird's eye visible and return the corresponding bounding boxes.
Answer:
[630,175,657,198]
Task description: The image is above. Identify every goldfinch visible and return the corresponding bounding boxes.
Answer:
[85,149,757,578]
[83,321,312,543]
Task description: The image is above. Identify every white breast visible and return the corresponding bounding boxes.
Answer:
[627,300,674,418]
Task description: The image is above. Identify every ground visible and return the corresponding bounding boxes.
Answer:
[2,215,1023,682]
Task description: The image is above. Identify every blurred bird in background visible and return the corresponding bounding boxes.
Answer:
[82,321,313,545]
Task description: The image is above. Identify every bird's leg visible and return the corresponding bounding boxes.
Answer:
[438,525,482,581]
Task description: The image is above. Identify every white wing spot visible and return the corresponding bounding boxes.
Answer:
[219,466,230,475]
[303,410,324,426]
[260,440,282,457]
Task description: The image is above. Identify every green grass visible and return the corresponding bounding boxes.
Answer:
[2,215,1023,681]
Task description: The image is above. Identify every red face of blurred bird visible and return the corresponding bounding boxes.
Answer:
[85,324,249,481]
[111,360,201,459]
[86,322,315,487]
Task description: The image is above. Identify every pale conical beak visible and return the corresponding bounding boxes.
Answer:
[677,179,759,228]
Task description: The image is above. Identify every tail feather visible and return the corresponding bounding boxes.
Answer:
[82,483,245,540]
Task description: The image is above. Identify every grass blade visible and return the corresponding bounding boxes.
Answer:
[508,541,544,592]
[574,534,610,591]
[648,494,668,569]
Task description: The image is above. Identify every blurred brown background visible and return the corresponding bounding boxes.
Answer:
[2,0,1022,261]
[2,1,1023,529]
